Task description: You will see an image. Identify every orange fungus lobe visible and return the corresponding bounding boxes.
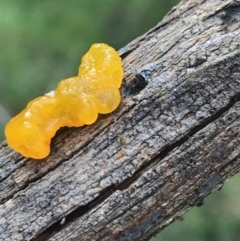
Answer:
[5,43,123,159]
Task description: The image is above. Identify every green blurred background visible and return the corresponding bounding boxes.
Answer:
[0,1,239,240]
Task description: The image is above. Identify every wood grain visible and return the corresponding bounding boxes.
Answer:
[1,0,240,240]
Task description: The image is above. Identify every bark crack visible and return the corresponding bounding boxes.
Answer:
[31,91,240,241]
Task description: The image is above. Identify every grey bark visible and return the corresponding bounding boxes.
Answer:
[1,0,240,240]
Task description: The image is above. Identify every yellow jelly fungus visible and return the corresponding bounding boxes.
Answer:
[5,43,123,159]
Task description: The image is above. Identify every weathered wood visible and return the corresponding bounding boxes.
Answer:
[1,0,240,240]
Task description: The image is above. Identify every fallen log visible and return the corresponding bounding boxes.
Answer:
[1,0,240,240]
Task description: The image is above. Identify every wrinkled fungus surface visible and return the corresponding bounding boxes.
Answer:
[5,43,123,159]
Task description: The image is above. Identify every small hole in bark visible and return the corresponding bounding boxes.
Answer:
[129,186,136,194]
[220,5,240,25]
[189,159,194,163]
[124,73,149,96]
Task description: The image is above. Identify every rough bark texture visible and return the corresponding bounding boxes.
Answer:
[1,0,240,240]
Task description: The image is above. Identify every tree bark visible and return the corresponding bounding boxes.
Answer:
[1,0,240,240]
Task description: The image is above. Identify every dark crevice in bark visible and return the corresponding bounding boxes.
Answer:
[118,47,135,59]
[221,5,240,25]
[31,184,116,241]
[124,74,149,97]
[31,92,240,241]
[0,100,136,205]
[204,1,240,22]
